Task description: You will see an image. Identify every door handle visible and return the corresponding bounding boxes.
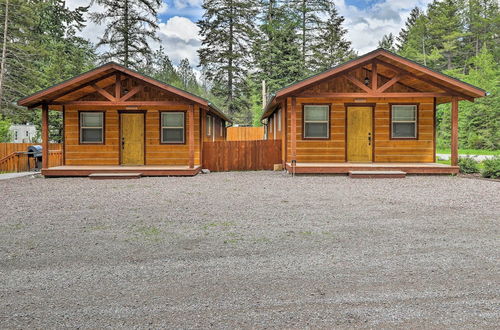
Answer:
[121,137,125,149]
[368,133,372,146]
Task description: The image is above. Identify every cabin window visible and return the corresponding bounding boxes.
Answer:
[391,105,417,139]
[303,105,329,139]
[277,109,281,132]
[220,120,224,136]
[80,112,104,144]
[206,115,213,136]
[161,112,185,144]
[264,122,268,140]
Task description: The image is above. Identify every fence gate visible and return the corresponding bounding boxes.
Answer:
[202,140,281,171]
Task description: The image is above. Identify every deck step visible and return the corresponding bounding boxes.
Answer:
[88,173,142,180]
[349,170,406,178]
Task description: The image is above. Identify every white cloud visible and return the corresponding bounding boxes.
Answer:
[334,0,434,54]
[173,0,203,9]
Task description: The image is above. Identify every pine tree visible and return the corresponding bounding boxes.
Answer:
[141,46,181,87]
[254,1,302,94]
[397,7,422,51]
[176,58,198,92]
[378,33,397,52]
[197,0,258,121]
[308,2,355,73]
[91,0,161,69]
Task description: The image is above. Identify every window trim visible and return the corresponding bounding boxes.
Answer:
[160,111,186,145]
[390,103,419,140]
[206,114,213,137]
[277,109,281,132]
[302,104,331,140]
[79,111,105,145]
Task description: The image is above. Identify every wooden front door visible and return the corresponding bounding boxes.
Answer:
[347,106,373,162]
[120,113,144,165]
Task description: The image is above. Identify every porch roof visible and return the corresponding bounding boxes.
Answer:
[17,62,231,123]
[262,48,487,119]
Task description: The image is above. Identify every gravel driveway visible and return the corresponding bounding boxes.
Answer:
[0,172,499,328]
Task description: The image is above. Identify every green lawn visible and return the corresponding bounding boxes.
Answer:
[436,149,500,156]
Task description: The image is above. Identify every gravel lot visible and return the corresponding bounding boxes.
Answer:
[0,172,499,328]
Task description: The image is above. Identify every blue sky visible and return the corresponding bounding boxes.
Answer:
[69,0,434,67]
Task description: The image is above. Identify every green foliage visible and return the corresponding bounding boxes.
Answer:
[481,157,500,179]
[0,117,11,142]
[378,33,397,52]
[458,157,480,173]
[91,0,162,68]
[197,0,258,123]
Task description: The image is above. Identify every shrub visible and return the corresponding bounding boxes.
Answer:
[481,157,500,179]
[458,157,480,174]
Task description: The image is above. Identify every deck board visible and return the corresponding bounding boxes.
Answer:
[42,165,201,177]
[286,162,458,174]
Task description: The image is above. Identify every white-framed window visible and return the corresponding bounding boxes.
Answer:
[277,109,281,132]
[14,131,18,141]
[80,112,104,144]
[273,114,277,140]
[303,105,329,139]
[220,120,224,136]
[391,104,417,139]
[206,114,213,136]
[264,123,268,140]
[161,112,185,144]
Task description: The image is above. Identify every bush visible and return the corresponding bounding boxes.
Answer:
[458,157,479,174]
[481,157,500,179]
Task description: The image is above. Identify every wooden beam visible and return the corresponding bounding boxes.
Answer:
[298,92,452,98]
[91,84,116,102]
[41,103,49,169]
[374,59,474,101]
[372,61,378,90]
[377,73,404,92]
[291,97,297,162]
[115,73,121,99]
[451,96,459,166]
[119,85,143,101]
[188,104,195,168]
[344,73,372,93]
[50,101,191,106]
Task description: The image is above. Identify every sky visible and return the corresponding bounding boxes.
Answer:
[67,0,434,67]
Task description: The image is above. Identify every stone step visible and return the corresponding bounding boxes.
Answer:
[88,173,142,180]
[349,170,406,178]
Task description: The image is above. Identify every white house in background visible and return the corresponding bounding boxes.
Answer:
[9,124,38,143]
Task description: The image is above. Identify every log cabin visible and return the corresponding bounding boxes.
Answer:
[17,62,230,177]
[262,49,487,176]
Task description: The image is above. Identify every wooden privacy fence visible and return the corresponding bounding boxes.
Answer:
[226,127,264,141]
[0,143,61,159]
[203,140,281,172]
[0,146,63,173]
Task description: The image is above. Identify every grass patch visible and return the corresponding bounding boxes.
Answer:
[436,148,500,156]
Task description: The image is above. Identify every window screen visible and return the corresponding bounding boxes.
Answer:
[161,112,185,143]
[392,105,417,138]
[80,112,104,143]
[304,105,329,139]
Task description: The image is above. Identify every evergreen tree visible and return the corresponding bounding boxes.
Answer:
[397,7,422,51]
[197,0,258,122]
[140,46,181,87]
[308,2,355,73]
[378,33,396,52]
[91,0,162,69]
[176,58,198,92]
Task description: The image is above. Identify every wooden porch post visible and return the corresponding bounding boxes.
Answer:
[41,103,49,169]
[451,96,459,166]
[188,104,194,168]
[291,97,297,162]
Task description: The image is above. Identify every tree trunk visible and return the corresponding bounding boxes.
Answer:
[124,0,129,67]
[301,0,306,69]
[228,0,234,113]
[0,0,9,114]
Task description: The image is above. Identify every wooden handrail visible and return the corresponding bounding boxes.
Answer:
[0,151,20,164]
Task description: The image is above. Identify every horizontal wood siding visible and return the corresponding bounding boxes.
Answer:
[285,97,435,163]
[64,105,202,166]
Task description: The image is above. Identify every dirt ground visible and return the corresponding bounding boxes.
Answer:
[0,172,499,328]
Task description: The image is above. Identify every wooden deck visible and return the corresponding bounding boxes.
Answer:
[285,162,459,175]
[42,165,202,177]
